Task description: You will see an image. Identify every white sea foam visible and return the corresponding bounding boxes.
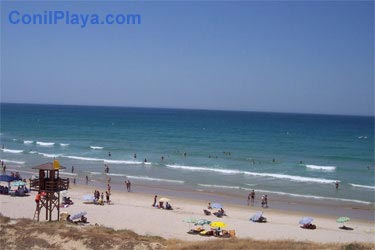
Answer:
[104,159,143,165]
[126,175,184,184]
[89,172,102,175]
[241,188,372,205]
[166,164,337,184]
[64,155,103,162]
[59,172,77,176]
[38,152,61,158]
[166,164,241,175]
[106,173,183,183]
[306,164,336,171]
[198,184,241,189]
[1,148,24,154]
[29,151,37,154]
[60,143,69,147]
[12,138,17,141]
[36,141,55,146]
[0,159,25,165]
[242,171,337,184]
[23,140,34,144]
[350,184,375,190]
[90,146,103,150]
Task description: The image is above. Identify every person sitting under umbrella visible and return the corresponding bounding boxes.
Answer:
[165,202,172,210]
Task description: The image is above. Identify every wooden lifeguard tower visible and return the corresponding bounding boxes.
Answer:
[30,160,69,221]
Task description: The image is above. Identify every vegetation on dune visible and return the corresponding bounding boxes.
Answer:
[0,214,373,250]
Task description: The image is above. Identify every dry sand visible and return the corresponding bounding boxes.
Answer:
[0,183,374,244]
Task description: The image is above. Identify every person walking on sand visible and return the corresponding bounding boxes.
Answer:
[106,191,110,204]
[251,190,255,206]
[152,195,157,207]
[264,195,268,208]
[85,175,89,184]
[107,183,111,194]
[127,180,131,192]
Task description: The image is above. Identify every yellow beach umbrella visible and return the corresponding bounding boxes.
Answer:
[210,221,227,228]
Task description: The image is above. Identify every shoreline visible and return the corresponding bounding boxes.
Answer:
[4,167,375,222]
[1,182,374,243]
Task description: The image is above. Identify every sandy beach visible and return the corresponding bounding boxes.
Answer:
[1,182,374,244]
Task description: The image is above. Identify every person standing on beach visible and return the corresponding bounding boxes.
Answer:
[127,180,131,192]
[247,193,251,206]
[106,191,110,204]
[152,195,157,207]
[85,175,88,184]
[71,166,74,173]
[264,195,268,208]
[251,190,255,206]
[107,183,111,194]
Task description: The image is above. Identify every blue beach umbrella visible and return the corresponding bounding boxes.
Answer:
[195,219,211,226]
[251,211,263,222]
[82,195,95,201]
[70,211,87,221]
[299,217,314,225]
[211,203,222,209]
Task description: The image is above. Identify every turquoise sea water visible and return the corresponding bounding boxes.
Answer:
[1,103,374,205]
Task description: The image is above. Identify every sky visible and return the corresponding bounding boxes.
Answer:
[1,1,374,116]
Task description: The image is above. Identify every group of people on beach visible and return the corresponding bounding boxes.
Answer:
[247,190,268,208]
[93,189,110,205]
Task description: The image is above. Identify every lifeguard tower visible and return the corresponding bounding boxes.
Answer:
[30,160,69,221]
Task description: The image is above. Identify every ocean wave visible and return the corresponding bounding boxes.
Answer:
[58,172,77,176]
[23,140,34,144]
[90,146,103,150]
[241,188,372,205]
[306,164,336,171]
[36,141,55,146]
[349,184,375,190]
[0,159,25,164]
[198,184,241,189]
[104,159,143,165]
[38,152,61,158]
[242,171,337,184]
[125,175,184,184]
[166,164,241,175]
[64,155,103,162]
[1,148,24,154]
[60,143,69,147]
[89,172,102,175]
[166,164,336,184]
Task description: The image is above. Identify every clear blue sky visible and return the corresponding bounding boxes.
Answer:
[1,1,374,116]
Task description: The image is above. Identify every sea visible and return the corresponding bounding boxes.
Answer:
[1,103,374,216]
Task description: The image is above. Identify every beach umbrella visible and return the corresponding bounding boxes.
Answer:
[82,195,95,201]
[336,217,350,224]
[250,211,263,222]
[211,203,222,209]
[299,217,314,225]
[12,181,26,187]
[70,211,87,221]
[195,219,211,226]
[210,221,227,228]
[159,197,170,203]
[183,217,198,224]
